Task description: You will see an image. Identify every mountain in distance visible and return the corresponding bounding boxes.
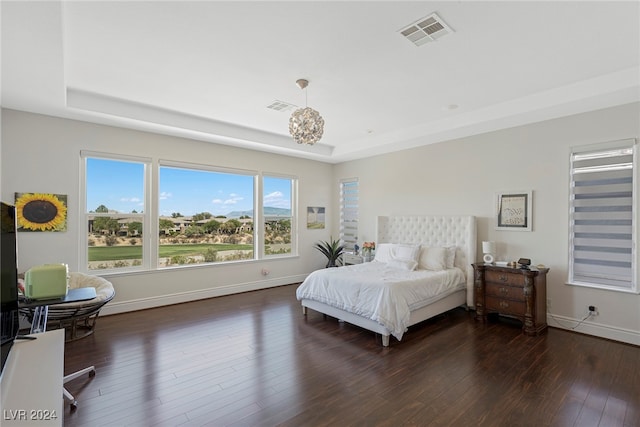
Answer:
[226,207,291,218]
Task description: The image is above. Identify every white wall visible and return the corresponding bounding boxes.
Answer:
[3,104,639,345]
[333,102,640,345]
[1,109,334,314]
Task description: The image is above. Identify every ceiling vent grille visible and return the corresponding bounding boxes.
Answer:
[267,100,297,112]
[399,12,453,47]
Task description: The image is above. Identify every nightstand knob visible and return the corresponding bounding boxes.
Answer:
[499,301,509,309]
[500,287,508,294]
[499,275,508,282]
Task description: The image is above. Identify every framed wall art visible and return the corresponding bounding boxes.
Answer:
[495,191,532,231]
[307,206,325,229]
[15,192,68,232]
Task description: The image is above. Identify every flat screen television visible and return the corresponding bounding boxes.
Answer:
[1,201,20,378]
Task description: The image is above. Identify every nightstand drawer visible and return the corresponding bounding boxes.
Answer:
[485,296,526,317]
[342,253,363,265]
[485,283,525,302]
[485,270,525,287]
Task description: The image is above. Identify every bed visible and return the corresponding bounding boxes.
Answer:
[296,215,476,346]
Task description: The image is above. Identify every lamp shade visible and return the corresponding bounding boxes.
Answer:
[482,241,496,263]
[482,241,496,254]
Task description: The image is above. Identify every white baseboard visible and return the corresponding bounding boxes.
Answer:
[547,312,640,346]
[100,274,307,316]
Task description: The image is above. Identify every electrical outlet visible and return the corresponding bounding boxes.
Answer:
[588,305,598,316]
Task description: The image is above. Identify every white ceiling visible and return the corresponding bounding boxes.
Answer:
[2,1,639,163]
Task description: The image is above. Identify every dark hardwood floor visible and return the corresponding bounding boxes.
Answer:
[61,284,640,427]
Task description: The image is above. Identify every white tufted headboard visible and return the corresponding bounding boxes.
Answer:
[377,215,477,307]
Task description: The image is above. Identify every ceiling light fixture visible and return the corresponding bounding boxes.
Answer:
[289,79,324,145]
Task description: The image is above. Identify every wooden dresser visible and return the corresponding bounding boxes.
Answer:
[473,263,549,335]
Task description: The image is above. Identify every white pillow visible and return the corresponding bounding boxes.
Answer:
[391,244,420,263]
[373,243,394,263]
[387,258,418,271]
[418,246,448,271]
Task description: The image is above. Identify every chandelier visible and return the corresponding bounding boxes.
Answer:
[289,79,324,145]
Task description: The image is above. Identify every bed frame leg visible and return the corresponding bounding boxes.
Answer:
[302,306,307,315]
[382,335,390,347]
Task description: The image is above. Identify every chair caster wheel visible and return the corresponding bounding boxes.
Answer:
[89,370,96,378]
[70,401,78,411]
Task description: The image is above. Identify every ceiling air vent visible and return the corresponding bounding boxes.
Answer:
[267,100,297,112]
[399,12,454,47]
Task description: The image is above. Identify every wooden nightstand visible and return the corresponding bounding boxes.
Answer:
[342,253,363,265]
[473,263,549,335]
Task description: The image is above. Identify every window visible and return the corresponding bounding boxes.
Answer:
[569,139,637,293]
[82,153,298,273]
[82,153,149,271]
[340,178,359,252]
[263,175,295,257]
[159,163,256,267]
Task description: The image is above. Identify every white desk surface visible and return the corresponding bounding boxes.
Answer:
[0,329,64,426]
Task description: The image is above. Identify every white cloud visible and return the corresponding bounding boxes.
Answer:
[264,191,282,202]
[159,192,172,200]
[213,195,244,205]
[264,191,289,208]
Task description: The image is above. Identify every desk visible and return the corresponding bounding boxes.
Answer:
[20,288,97,333]
[0,329,64,426]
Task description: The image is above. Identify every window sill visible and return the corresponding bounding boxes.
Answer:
[566,281,639,295]
[85,254,300,278]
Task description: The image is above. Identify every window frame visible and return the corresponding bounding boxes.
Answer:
[340,178,359,253]
[80,151,152,272]
[81,153,299,274]
[158,160,259,268]
[262,172,298,259]
[568,138,638,294]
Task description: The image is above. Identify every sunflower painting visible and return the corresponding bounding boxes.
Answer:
[15,192,68,232]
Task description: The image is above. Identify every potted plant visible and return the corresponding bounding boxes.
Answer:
[314,237,345,268]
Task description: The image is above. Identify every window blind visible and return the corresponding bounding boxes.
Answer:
[569,139,636,291]
[340,178,358,251]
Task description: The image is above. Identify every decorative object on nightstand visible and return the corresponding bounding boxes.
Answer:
[362,241,376,262]
[517,258,531,270]
[482,241,496,264]
[473,263,548,335]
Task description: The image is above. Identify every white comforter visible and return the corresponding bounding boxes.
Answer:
[296,261,466,340]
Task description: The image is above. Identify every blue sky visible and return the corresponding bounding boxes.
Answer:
[86,158,291,216]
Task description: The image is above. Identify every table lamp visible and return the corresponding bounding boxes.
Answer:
[482,241,496,264]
